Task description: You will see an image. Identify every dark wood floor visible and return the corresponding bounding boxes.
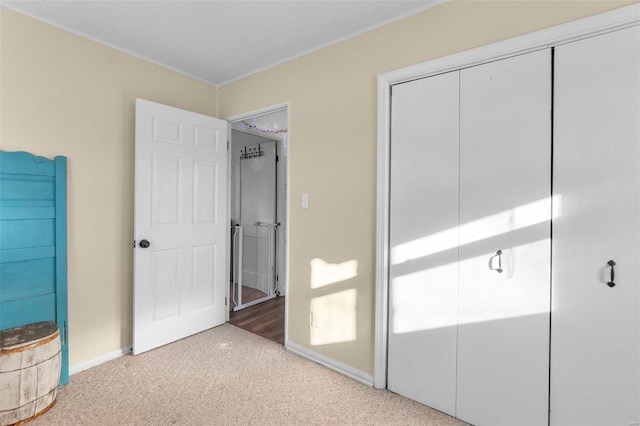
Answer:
[229,296,285,345]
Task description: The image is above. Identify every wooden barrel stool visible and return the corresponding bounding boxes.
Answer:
[0,322,61,425]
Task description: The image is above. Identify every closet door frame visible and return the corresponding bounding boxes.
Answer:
[374,3,640,390]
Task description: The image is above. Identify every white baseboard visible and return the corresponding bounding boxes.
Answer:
[286,341,374,387]
[69,347,132,375]
[71,342,374,388]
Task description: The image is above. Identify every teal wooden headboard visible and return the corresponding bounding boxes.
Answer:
[0,150,69,384]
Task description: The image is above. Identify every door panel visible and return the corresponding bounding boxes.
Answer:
[151,249,180,321]
[192,244,217,309]
[457,50,552,426]
[552,26,640,426]
[134,99,227,354]
[193,160,218,224]
[388,71,460,416]
[151,156,181,226]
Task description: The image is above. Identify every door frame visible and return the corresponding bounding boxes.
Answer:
[225,102,290,344]
[374,4,640,389]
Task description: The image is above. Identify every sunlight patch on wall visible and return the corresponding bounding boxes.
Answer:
[310,258,358,289]
[392,195,561,265]
[310,289,357,346]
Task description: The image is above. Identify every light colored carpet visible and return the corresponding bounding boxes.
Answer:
[32,324,467,425]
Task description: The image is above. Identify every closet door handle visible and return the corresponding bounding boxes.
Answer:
[489,250,503,273]
[607,260,616,287]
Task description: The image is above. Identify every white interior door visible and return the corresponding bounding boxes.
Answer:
[456,49,551,426]
[552,26,640,426]
[387,70,460,416]
[133,99,228,354]
[240,141,277,292]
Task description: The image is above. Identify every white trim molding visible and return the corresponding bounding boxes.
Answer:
[374,3,640,389]
[286,341,374,387]
[69,347,132,376]
[225,102,289,124]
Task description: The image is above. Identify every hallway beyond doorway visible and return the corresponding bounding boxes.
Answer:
[229,296,285,345]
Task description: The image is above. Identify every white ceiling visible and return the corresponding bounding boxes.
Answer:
[2,0,441,86]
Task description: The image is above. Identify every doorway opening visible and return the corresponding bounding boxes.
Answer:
[227,105,288,345]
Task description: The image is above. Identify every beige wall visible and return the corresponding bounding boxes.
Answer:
[219,0,636,375]
[0,7,218,366]
[1,0,636,375]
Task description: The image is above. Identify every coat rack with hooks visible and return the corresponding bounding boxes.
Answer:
[240,144,264,160]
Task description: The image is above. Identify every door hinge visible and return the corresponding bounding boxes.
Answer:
[63,320,68,345]
[276,155,279,162]
[225,297,228,306]
[227,140,230,150]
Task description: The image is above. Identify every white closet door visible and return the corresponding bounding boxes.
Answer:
[457,50,552,426]
[388,71,460,416]
[552,26,640,426]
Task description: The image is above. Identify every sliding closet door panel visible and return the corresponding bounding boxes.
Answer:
[457,50,552,426]
[388,71,459,416]
[552,26,640,426]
